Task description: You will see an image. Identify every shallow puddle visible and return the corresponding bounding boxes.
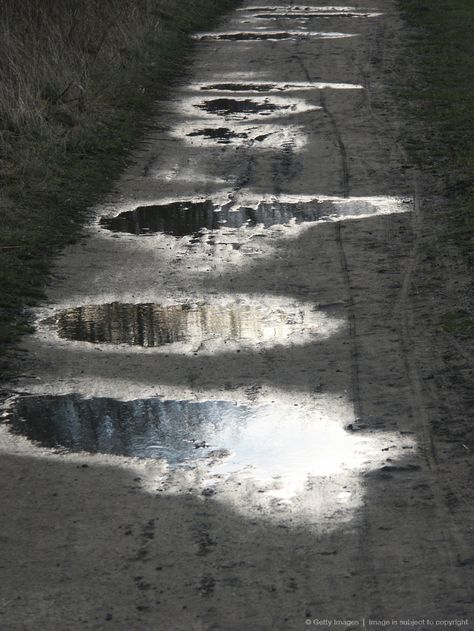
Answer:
[44,302,295,347]
[6,395,415,499]
[191,81,363,92]
[171,121,307,149]
[100,197,412,237]
[193,30,356,41]
[187,127,249,143]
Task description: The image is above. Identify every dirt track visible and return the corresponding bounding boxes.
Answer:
[1,2,473,630]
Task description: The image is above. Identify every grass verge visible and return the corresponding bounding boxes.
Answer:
[397,0,474,265]
[0,0,240,360]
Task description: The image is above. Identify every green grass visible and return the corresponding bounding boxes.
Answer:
[398,0,474,265]
[0,0,240,359]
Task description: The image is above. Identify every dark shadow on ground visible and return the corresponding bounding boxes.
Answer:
[0,452,470,631]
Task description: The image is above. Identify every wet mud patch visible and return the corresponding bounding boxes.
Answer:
[100,196,412,238]
[193,31,356,42]
[43,302,299,347]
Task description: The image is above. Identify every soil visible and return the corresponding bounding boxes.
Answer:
[0,1,472,630]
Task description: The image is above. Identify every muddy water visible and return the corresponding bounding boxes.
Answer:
[44,302,295,347]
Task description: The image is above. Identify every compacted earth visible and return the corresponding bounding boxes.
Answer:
[0,2,473,630]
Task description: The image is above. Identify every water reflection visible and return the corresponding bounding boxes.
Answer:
[100,197,413,237]
[45,302,297,347]
[191,81,363,92]
[99,200,218,236]
[8,395,416,500]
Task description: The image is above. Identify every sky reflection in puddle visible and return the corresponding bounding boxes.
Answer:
[7,395,416,504]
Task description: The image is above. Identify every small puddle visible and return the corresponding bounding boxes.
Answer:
[181,95,320,120]
[193,30,356,41]
[43,302,297,347]
[196,97,288,117]
[245,6,383,18]
[187,127,250,143]
[239,5,380,15]
[6,395,416,500]
[191,81,363,92]
[100,197,412,237]
[171,122,307,149]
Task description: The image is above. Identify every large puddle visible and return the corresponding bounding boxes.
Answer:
[100,197,413,237]
[6,395,415,498]
[193,30,356,41]
[43,301,308,347]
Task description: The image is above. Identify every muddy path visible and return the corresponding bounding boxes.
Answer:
[1,2,473,630]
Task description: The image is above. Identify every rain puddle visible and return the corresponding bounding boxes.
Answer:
[100,197,413,237]
[171,122,307,149]
[242,6,382,18]
[43,302,300,347]
[239,5,380,14]
[187,127,248,143]
[191,81,363,92]
[192,31,356,41]
[6,395,416,499]
[189,96,319,119]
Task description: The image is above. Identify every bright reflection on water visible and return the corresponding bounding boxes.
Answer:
[8,396,415,502]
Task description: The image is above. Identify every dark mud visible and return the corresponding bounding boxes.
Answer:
[195,98,289,117]
[101,198,408,238]
[6,395,255,461]
[44,302,288,346]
